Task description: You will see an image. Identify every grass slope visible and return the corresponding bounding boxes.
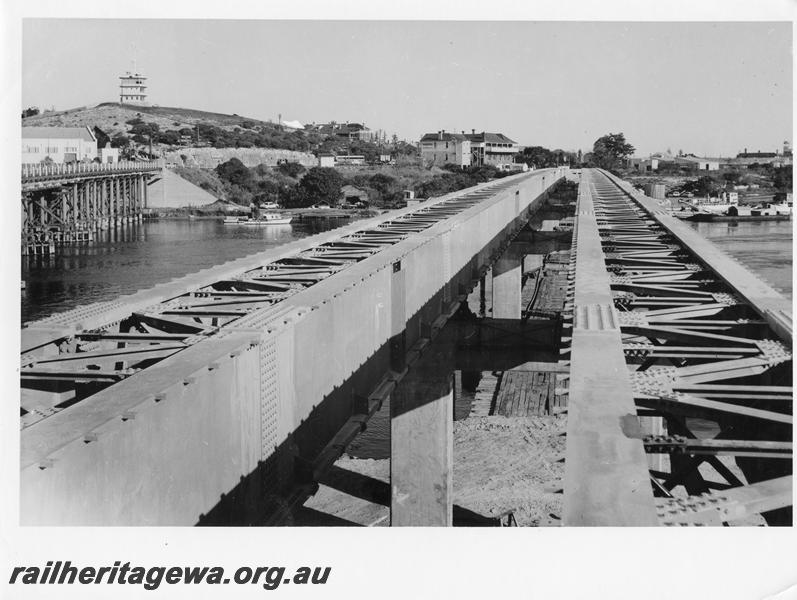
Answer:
[22,103,274,139]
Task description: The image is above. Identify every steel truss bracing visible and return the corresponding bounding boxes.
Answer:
[562,169,792,526]
[20,176,527,430]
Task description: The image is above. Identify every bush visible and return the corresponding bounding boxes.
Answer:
[111,134,130,148]
[158,130,181,145]
[415,164,503,198]
[295,167,343,206]
[129,122,160,141]
[773,165,792,191]
[215,158,252,187]
[277,161,306,178]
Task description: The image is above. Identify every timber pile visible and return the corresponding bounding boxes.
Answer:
[469,371,500,417]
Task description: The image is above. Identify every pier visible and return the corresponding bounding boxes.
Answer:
[18,167,791,526]
[21,160,162,255]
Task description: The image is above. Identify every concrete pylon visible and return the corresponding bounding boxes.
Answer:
[390,336,454,526]
[491,255,522,319]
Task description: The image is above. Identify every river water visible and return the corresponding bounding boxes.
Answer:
[685,219,793,299]
[21,218,348,324]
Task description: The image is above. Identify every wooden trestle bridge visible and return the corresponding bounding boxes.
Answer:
[21,160,162,255]
[18,167,792,526]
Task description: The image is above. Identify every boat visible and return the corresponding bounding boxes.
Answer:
[686,203,792,222]
[678,195,738,215]
[223,213,292,225]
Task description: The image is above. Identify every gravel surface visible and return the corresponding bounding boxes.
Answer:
[300,414,567,527]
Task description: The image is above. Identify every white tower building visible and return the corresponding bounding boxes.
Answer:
[119,72,148,105]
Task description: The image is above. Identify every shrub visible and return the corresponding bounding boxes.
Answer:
[215,158,252,187]
[277,161,306,179]
[296,167,343,206]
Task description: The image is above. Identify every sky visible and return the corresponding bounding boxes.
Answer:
[21,19,792,157]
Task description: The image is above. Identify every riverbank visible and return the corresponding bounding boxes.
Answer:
[143,206,379,220]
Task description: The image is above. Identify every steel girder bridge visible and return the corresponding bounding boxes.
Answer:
[18,165,791,526]
[562,169,792,526]
[20,169,565,525]
[21,161,161,255]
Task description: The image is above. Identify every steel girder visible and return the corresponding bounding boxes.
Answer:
[19,175,536,431]
[562,169,792,527]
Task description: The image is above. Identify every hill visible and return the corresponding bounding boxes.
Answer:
[22,103,277,139]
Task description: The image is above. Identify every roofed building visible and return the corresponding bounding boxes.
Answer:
[119,71,148,105]
[674,156,719,171]
[627,157,660,172]
[306,121,376,142]
[465,130,519,167]
[419,129,520,168]
[21,126,98,164]
[419,131,471,167]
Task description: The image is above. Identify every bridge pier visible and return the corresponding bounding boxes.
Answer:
[491,254,523,319]
[390,334,455,527]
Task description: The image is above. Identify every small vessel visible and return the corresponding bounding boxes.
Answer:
[223,213,292,225]
[678,194,738,215]
[686,202,792,222]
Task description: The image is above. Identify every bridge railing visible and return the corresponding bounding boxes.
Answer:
[21,160,162,182]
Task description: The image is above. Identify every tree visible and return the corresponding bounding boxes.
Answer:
[215,158,252,187]
[158,130,181,145]
[520,146,556,169]
[111,134,130,148]
[682,175,719,197]
[277,161,306,179]
[21,107,39,119]
[772,165,793,192]
[297,167,343,206]
[722,171,742,185]
[368,173,397,195]
[591,132,635,171]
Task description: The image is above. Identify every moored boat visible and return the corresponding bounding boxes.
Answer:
[223,213,292,225]
[686,202,792,222]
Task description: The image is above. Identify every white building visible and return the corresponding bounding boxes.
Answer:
[675,156,719,171]
[419,131,472,167]
[465,131,519,167]
[119,71,148,104]
[99,143,120,164]
[627,157,660,172]
[334,155,365,166]
[318,154,335,168]
[22,126,98,164]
